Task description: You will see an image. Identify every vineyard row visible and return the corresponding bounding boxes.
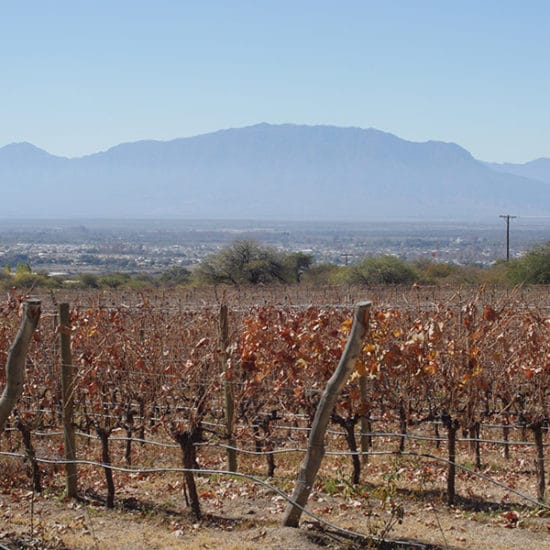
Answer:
[1,289,550,518]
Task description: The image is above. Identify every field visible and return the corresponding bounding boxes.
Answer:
[1,285,550,549]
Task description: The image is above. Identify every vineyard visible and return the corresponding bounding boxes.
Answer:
[1,285,550,549]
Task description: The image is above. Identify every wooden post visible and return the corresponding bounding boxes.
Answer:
[60,303,78,498]
[0,300,41,431]
[359,376,370,464]
[283,301,371,528]
[503,417,511,460]
[472,421,481,470]
[532,422,545,503]
[398,402,407,453]
[219,304,237,472]
[443,415,459,506]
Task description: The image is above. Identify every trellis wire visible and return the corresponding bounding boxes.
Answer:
[2,444,548,515]
[3,291,550,544]
[5,419,549,448]
[5,424,548,509]
[0,450,432,549]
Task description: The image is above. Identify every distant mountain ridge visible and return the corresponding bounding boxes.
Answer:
[485,158,550,185]
[1,123,549,221]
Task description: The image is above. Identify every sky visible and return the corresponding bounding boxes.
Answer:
[1,0,549,162]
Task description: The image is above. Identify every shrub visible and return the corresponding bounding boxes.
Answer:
[347,256,419,285]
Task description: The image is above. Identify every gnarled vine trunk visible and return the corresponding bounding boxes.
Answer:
[175,429,202,521]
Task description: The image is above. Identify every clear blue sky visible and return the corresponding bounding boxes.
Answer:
[1,0,549,162]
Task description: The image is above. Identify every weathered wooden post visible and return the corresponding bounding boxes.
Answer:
[359,375,371,464]
[532,422,545,503]
[283,301,371,528]
[0,300,41,431]
[443,414,459,506]
[220,304,237,472]
[60,303,78,498]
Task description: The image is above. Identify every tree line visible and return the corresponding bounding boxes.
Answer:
[4,239,550,289]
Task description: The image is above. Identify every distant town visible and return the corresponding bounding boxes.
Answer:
[1,218,550,275]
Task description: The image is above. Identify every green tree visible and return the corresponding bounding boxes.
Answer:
[414,259,458,283]
[284,252,313,283]
[197,240,289,285]
[506,242,550,284]
[414,260,485,286]
[98,273,131,288]
[159,266,191,287]
[346,255,419,285]
[13,270,59,289]
[15,262,32,276]
[301,263,342,285]
[0,268,11,290]
[78,273,100,288]
[127,273,158,289]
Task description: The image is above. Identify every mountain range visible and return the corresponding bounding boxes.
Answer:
[485,158,550,185]
[1,123,549,221]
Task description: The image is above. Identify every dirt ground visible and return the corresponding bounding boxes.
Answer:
[1,468,550,550]
[2,418,550,550]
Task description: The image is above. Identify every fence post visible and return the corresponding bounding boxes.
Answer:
[0,300,41,431]
[220,304,237,472]
[359,375,370,464]
[503,417,511,460]
[283,301,371,528]
[443,414,459,506]
[60,303,78,498]
[532,422,545,503]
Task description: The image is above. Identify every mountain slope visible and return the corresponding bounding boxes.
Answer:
[486,158,550,185]
[1,124,549,221]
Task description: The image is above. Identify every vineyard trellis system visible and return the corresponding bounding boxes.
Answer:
[1,286,550,543]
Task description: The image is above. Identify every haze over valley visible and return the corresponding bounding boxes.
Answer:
[1,217,549,276]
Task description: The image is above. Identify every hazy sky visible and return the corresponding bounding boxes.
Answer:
[2,1,549,162]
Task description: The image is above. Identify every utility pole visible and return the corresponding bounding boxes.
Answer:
[342,253,352,265]
[500,214,516,261]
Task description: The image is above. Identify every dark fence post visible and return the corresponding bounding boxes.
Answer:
[60,303,78,498]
